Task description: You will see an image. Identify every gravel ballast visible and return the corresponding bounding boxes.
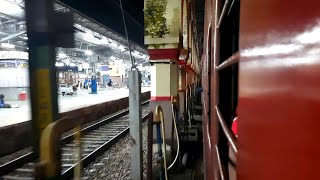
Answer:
[82,122,154,180]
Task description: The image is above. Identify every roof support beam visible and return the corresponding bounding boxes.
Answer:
[0,30,26,43]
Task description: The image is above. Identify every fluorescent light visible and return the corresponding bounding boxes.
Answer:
[133,50,140,57]
[82,63,90,69]
[83,31,94,39]
[85,50,93,56]
[111,42,118,48]
[58,52,67,59]
[118,45,125,51]
[110,56,116,60]
[1,43,15,49]
[0,0,24,18]
[55,62,64,67]
[69,63,76,67]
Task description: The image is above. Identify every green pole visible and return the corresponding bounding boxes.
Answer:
[25,0,58,157]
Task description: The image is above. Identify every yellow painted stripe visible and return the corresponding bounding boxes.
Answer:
[35,69,53,130]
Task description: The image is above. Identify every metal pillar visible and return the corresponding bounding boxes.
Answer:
[90,57,97,94]
[129,70,142,180]
[25,0,58,156]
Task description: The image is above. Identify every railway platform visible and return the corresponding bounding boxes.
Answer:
[0,87,151,128]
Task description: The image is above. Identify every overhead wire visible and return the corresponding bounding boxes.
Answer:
[119,0,135,68]
[111,0,144,30]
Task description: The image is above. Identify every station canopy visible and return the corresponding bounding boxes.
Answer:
[0,0,149,67]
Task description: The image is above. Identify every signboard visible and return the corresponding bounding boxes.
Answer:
[0,60,28,68]
[0,51,28,60]
[101,65,109,71]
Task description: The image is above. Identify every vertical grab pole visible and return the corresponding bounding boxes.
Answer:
[25,0,58,157]
[129,69,143,180]
[155,106,168,180]
[147,112,153,180]
[74,125,82,180]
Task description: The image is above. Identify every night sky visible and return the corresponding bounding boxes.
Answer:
[61,0,145,46]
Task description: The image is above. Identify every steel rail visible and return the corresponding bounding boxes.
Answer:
[0,100,150,177]
[61,112,150,179]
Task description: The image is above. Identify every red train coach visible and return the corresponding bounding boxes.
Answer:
[202,0,320,179]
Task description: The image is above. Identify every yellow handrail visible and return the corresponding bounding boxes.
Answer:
[169,95,180,170]
[155,106,168,180]
[36,117,83,179]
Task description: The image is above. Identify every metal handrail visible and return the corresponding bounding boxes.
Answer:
[154,106,168,180]
[217,0,232,28]
[216,51,240,71]
[215,145,226,180]
[215,106,238,154]
[35,117,83,179]
[169,95,180,170]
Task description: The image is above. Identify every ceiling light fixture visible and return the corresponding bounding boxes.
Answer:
[85,50,93,56]
[1,43,15,49]
[55,62,64,67]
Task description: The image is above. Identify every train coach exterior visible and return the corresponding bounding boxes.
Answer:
[201,0,320,179]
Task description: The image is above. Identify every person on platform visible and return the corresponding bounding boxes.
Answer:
[0,94,11,108]
[107,79,113,87]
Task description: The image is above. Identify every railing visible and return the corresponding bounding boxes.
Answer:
[214,52,239,178]
[215,106,238,154]
[169,95,180,170]
[214,0,240,178]
[216,52,239,71]
[34,117,83,179]
[154,106,168,180]
[217,0,237,28]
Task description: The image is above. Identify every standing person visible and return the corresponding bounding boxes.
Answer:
[107,79,113,87]
[80,81,83,90]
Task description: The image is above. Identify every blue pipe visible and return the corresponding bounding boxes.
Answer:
[156,124,164,180]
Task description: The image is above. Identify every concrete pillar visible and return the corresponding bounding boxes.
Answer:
[150,63,178,143]
[144,0,181,144]
[129,70,143,180]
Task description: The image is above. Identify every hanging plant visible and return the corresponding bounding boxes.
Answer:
[144,0,169,38]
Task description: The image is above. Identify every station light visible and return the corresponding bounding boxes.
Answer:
[83,31,94,39]
[55,62,64,67]
[110,56,116,60]
[118,45,125,51]
[1,43,15,49]
[82,63,90,69]
[0,0,23,16]
[58,52,67,59]
[69,63,76,67]
[133,50,140,57]
[111,42,118,48]
[85,50,93,56]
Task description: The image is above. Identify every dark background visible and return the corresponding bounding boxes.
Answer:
[61,0,144,46]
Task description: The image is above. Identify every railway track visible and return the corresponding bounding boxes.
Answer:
[0,101,150,180]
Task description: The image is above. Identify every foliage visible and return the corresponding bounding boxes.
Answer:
[144,0,169,38]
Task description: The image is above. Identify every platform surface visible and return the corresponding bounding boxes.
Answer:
[0,87,150,128]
